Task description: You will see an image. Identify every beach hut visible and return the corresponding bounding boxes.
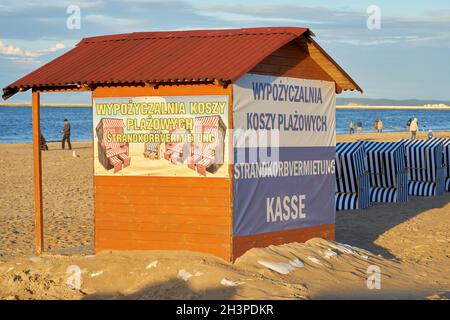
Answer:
[364,141,408,203]
[429,137,450,191]
[402,139,445,196]
[335,141,370,210]
[2,27,361,261]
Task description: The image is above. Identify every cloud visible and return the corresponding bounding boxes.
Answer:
[0,0,448,47]
[83,14,147,31]
[0,41,29,56]
[35,42,66,55]
[196,10,327,25]
[1,0,450,101]
[111,0,180,3]
[0,55,42,67]
[0,40,65,58]
[198,3,450,48]
[201,4,363,26]
[0,0,104,12]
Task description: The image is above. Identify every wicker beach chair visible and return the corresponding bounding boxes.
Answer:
[96,118,130,173]
[109,155,123,173]
[429,137,450,192]
[189,116,226,176]
[402,138,445,196]
[364,141,408,203]
[164,128,189,165]
[144,140,162,159]
[335,141,371,210]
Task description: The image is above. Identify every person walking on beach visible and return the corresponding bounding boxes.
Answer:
[406,118,413,131]
[357,119,363,134]
[60,118,72,150]
[40,133,48,151]
[374,119,378,132]
[377,119,383,133]
[409,118,418,140]
[349,119,355,134]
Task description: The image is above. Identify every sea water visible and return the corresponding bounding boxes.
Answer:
[0,106,449,142]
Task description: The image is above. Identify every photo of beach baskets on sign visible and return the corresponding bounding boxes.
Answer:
[93,96,229,177]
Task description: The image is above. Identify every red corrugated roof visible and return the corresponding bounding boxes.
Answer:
[2,27,360,99]
[3,27,309,98]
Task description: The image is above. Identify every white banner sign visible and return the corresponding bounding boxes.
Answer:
[233,73,336,148]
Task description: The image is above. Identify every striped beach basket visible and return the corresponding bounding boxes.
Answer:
[429,137,450,191]
[109,155,123,173]
[188,115,226,176]
[95,118,130,172]
[402,138,445,196]
[364,141,408,203]
[335,141,371,210]
[164,128,190,164]
[144,131,162,159]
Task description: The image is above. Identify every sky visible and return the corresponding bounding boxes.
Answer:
[1,0,449,103]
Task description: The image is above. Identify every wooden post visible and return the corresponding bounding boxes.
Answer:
[32,90,44,254]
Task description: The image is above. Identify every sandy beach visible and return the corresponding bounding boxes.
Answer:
[0,132,449,299]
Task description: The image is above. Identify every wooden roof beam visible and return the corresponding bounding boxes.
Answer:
[214,79,230,88]
[145,82,160,89]
[33,84,91,93]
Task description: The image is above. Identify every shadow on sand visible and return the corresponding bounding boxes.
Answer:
[335,193,450,259]
[42,146,92,152]
[82,277,238,300]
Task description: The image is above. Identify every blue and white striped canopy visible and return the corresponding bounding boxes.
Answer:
[336,141,366,193]
[429,137,450,191]
[364,141,406,188]
[401,138,445,196]
[364,141,408,203]
[335,141,370,210]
